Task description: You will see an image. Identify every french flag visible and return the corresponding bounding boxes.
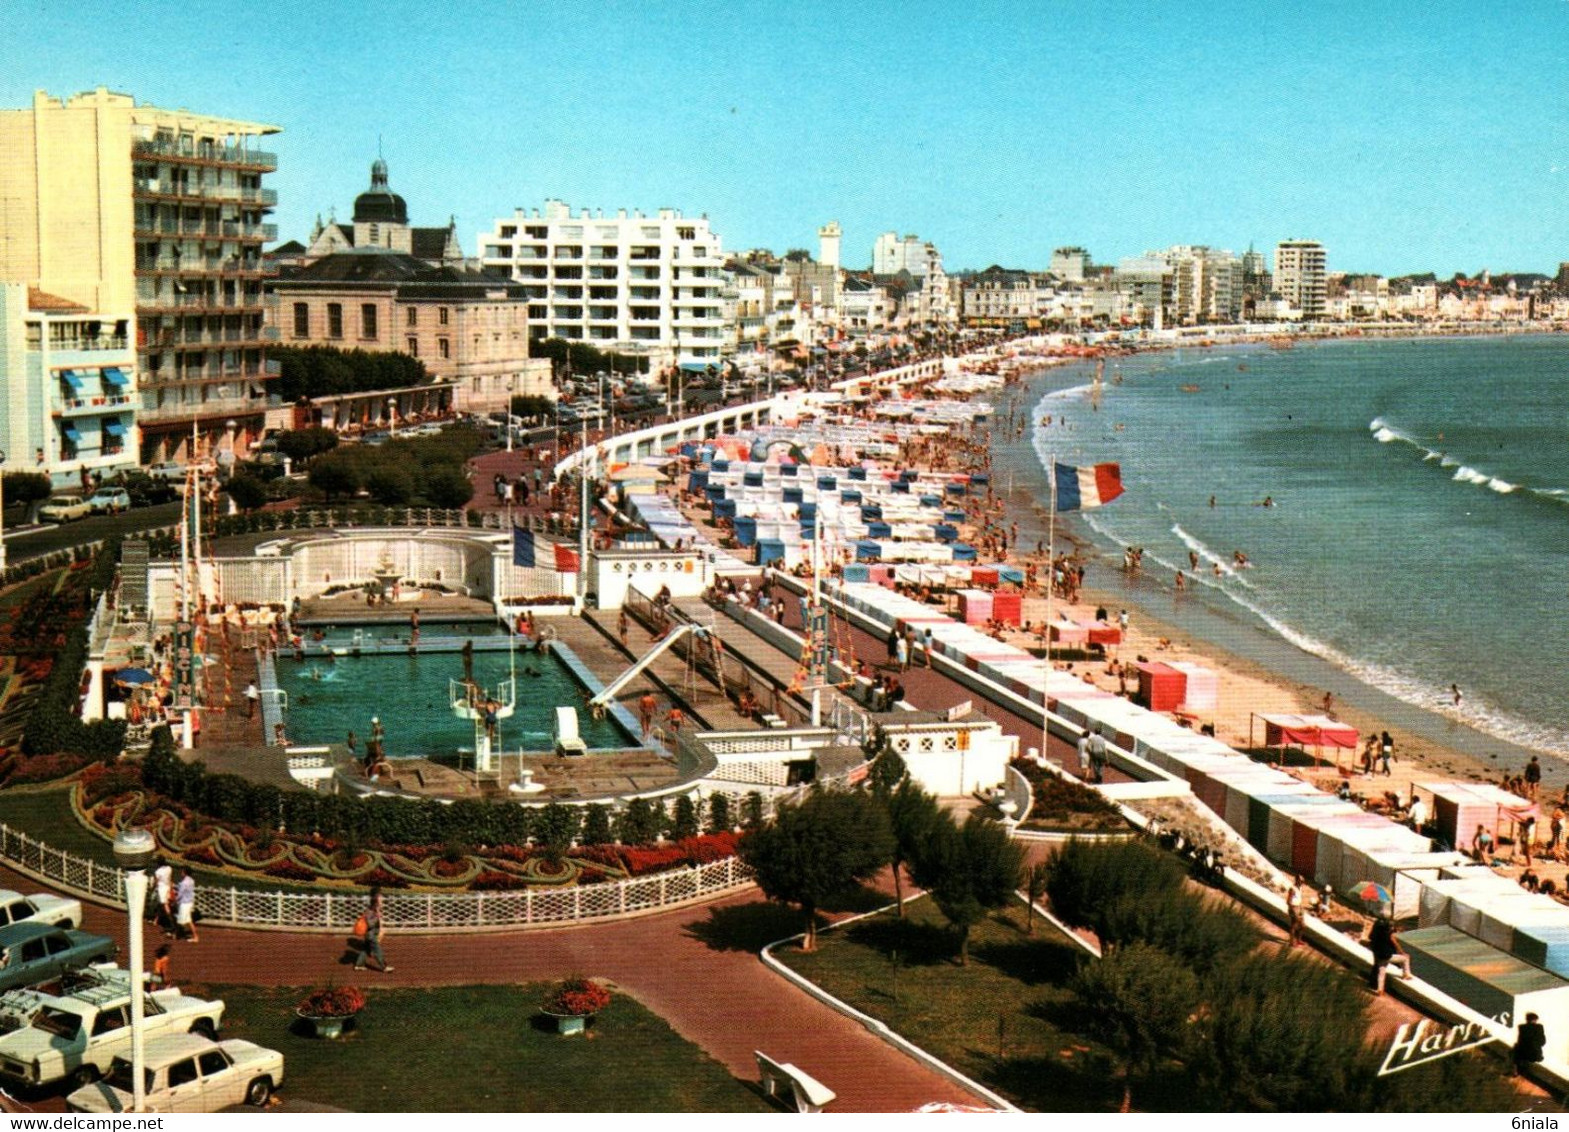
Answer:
[1053,462,1125,511]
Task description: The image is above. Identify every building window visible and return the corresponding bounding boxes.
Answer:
[292,302,308,338]
[406,306,417,327]
[327,303,342,339]
[438,307,449,326]
[437,337,450,359]
[361,304,378,340]
[406,336,419,357]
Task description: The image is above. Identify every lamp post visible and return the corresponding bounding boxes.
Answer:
[506,374,515,453]
[113,828,156,1114]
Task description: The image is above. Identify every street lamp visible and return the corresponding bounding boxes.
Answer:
[113,827,156,1114]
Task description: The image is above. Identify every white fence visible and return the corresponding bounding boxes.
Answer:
[0,824,753,934]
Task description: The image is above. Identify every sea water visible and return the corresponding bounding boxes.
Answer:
[1004,335,1569,756]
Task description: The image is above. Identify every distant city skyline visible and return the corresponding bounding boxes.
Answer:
[4,1,1567,277]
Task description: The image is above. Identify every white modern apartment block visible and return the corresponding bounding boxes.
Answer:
[478,200,726,366]
[1274,239,1327,320]
[872,232,939,277]
[0,283,138,488]
[1050,246,1091,282]
[1144,246,1244,324]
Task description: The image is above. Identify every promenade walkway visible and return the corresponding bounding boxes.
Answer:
[37,864,986,1114]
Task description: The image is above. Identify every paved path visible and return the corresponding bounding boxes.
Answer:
[38,865,986,1114]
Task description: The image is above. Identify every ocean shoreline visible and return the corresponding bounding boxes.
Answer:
[986,336,1566,791]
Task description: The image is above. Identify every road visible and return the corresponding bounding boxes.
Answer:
[5,501,183,564]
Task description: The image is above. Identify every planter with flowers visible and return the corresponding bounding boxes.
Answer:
[540,976,611,1036]
[296,984,366,1039]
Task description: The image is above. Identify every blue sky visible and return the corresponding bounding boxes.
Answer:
[6,1,1568,276]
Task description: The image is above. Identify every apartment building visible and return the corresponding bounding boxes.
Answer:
[478,200,726,367]
[872,232,940,277]
[1050,247,1092,282]
[959,267,1049,325]
[1144,246,1245,324]
[1275,239,1327,319]
[0,88,281,465]
[0,284,138,488]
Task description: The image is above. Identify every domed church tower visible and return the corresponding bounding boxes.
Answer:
[352,158,412,252]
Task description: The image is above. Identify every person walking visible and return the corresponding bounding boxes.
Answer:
[1379,731,1394,777]
[1076,728,1092,780]
[244,682,259,720]
[1286,875,1306,948]
[1525,756,1542,800]
[638,692,657,739]
[1367,915,1407,994]
[922,628,934,669]
[353,886,392,973]
[174,867,198,944]
[153,859,174,938]
[1087,726,1107,784]
[895,634,909,672]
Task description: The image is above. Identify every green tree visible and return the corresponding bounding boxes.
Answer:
[422,466,474,510]
[307,454,361,501]
[581,804,613,846]
[883,776,942,918]
[1023,859,1051,936]
[3,471,52,523]
[738,788,894,950]
[922,814,1026,964]
[274,427,339,464]
[1044,839,1184,934]
[706,793,731,834]
[224,473,269,513]
[672,795,700,840]
[866,743,906,798]
[1190,952,1378,1112]
[1070,942,1200,1112]
[365,466,414,506]
[510,394,555,420]
[534,803,582,853]
[617,797,660,846]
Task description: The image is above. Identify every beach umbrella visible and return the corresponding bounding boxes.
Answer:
[1348,880,1394,910]
[114,667,155,686]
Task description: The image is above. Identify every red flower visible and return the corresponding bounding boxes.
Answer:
[546,977,610,1016]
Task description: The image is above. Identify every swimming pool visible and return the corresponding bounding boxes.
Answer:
[273,646,629,757]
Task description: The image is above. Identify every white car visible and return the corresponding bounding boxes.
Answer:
[66,1033,282,1113]
[0,967,224,1089]
[0,889,81,931]
[39,495,91,523]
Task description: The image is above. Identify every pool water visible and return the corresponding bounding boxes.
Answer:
[274,647,628,757]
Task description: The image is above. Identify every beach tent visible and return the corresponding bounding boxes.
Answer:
[1135,663,1187,712]
[1254,712,1359,768]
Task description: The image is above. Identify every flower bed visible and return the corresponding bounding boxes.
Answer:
[1010,758,1130,832]
[73,759,744,893]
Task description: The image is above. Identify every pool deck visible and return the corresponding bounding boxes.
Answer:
[294,591,500,627]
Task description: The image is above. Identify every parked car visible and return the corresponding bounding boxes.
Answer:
[145,461,187,481]
[0,889,81,931]
[66,1033,282,1112]
[0,967,224,1089]
[0,925,116,992]
[39,495,91,523]
[85,488,130,515]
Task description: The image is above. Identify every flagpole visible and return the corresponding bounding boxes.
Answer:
[1044,453,1055,768]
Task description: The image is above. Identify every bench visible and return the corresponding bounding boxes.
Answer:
[755,1051,835,1113]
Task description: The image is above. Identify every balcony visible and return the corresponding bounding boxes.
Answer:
[39,335,130,354]
[137,294,266,316]
[136,393,267,424]
[133,219,277,241]
[132,180,277,207]
[132,137,278,170]
[58,393,135,416]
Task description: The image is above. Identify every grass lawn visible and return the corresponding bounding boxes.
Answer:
[202,983,770,1112]
[778,896,1191,1112]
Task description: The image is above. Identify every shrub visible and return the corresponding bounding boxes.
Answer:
[1044,839,1184,932]
[706,793,731,834]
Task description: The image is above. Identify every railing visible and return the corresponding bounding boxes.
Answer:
[0,822,754,933]
[60,394,134,413]
[131,138,278,168]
